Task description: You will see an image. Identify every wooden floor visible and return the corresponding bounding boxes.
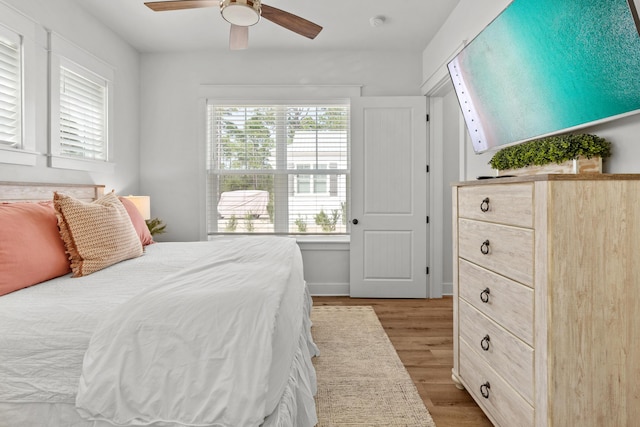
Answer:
[312,296,493,427]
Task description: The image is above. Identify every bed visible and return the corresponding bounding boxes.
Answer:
[0,182,319,427]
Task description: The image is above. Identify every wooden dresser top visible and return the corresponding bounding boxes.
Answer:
[453,173,640,187]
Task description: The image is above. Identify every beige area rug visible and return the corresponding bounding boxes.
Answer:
[311,306,436,427]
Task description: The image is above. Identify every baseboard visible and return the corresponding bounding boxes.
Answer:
[308,282,350,296]
[442,281,453,296]
[309,282,453,297]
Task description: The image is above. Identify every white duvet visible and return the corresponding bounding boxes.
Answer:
[0,237,313,427]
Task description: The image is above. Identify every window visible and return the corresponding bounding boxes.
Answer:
[49,32,114,172]
[0,27,21,150]
[313,164,327,194]
[292,163,330,195]
[58,66,107,160]
[207,103,349,235]
[0,8,38,166]
[296,164,312,194]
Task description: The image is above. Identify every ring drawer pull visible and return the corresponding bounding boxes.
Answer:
[480,334,491,351]
[480,288,491,303]
[480,382,491,399]
[480,197,490,212]
[480,240,490,255]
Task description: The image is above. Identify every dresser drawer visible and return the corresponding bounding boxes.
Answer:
[458,183,533,228]
[458,218,534,286]
[459,259,534,345]
[459,300,533,404]
[460,339,534,427]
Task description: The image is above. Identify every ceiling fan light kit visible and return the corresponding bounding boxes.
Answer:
[220,0,261,27]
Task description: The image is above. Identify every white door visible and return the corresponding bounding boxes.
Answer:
[350,96,428,298]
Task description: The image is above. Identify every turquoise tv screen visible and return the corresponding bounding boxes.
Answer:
[448,0,640,153]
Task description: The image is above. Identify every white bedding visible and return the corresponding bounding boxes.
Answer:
[0,237,318,427]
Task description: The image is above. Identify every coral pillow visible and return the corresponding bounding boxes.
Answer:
[0,202,71,296]
[118,196,154,246]
[54,191,143,277]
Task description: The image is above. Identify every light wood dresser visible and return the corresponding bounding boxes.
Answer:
[451,174,640,427]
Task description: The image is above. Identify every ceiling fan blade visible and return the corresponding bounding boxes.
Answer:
[229,24,249,50]
[260,3,322,39]
[144,0,218,12]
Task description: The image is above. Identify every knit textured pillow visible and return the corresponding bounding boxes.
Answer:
[54,191,143,277]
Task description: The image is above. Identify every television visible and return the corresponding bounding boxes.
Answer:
[448,0,640,153]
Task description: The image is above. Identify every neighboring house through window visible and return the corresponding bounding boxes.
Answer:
[206,103,350,235]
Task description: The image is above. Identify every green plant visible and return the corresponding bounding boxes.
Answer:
[145,217,167,236]
[340,202,347,225]
[225,215,238,232]
[295,216,307,232]
[488,134,612,171]
[315,209,340,232]
[244,213,255,232]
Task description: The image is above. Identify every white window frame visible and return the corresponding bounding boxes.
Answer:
[0,27,22,148]
[0,9,38,167]
[207,102,350,235]
[49,32,114,173]
[198,85,361,240]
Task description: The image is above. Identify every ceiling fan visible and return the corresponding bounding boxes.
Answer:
[144,0,323,50]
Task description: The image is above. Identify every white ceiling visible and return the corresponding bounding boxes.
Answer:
[71,0,461,53]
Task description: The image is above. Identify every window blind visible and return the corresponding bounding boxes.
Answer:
[59,66,107,160]
[207,103,350,235]
[0,31,21,148]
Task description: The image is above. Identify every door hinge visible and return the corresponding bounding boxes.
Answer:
[426,164,430,173]
[426,267,430,275]
[426,114,430,122]
[426,216,430,224]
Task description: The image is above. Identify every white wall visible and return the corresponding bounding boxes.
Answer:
[422,0,511,94]
[441,87,461,293]
[0,0,140,194]
[140,49,423,241]
[139,49,424,293]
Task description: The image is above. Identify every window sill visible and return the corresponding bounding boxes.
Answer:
[295,235,350,251]
[294,235,349,243]
[208,234,350,249]
[0,147,39,166]
[49,155,115,173]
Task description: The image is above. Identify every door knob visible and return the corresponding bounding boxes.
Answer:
[352,219,359,225]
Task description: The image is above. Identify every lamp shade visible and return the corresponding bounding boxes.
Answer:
[122,195,151,220]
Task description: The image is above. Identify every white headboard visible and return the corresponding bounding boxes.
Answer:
[0,182,105,203]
